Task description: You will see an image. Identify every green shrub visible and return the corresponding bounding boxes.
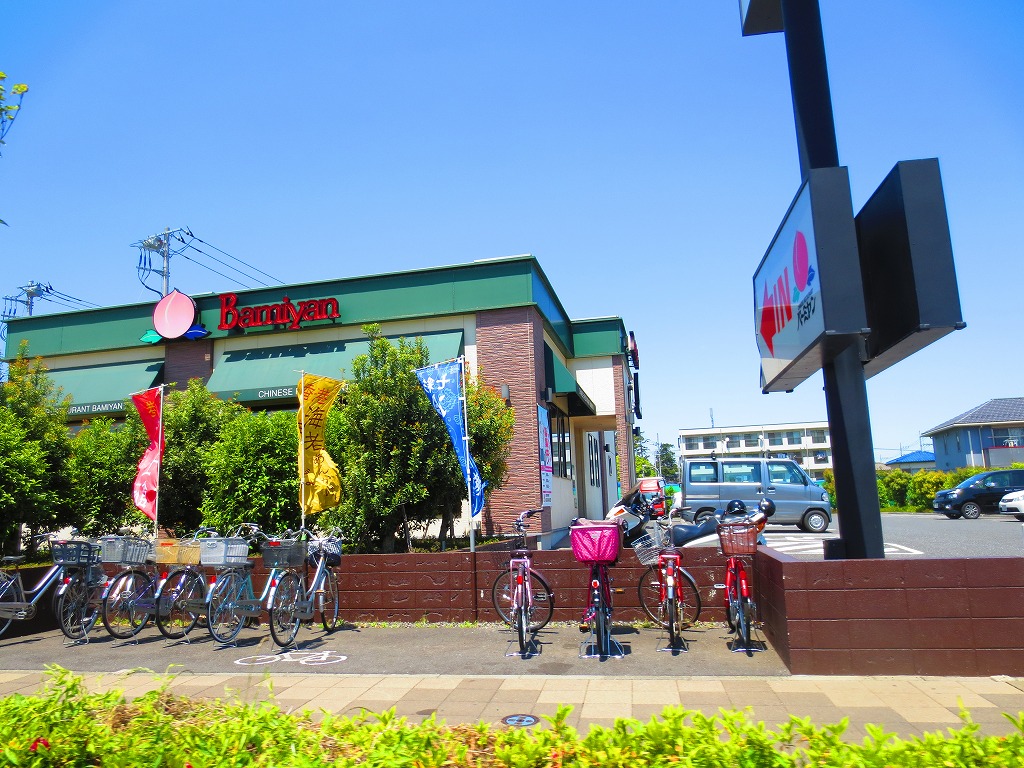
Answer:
[3,667,1024,767]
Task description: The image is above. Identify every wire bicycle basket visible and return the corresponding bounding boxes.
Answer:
[261,538,308,568]
[717,521,760,556]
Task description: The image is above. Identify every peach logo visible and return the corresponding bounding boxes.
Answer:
[140,289,210,343]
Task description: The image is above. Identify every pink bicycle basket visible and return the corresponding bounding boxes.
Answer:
[569,521,621,564]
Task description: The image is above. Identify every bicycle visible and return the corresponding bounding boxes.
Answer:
[48,536,108,642]
[713,497,774,656]
[489,508,555,656]
[266,527,345,647]
[152,528,218,640]
[99,535,157,639]
[204,523,283,644]
[569,517,624,659]
[1,534,70,639]
[631,511,702,651]
[605,486,702,643]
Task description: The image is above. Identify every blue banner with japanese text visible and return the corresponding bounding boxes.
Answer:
[415,358,487,517]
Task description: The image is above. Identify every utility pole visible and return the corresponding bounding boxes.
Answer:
[135,227,185,297]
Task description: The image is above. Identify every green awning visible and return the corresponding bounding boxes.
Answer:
[207,331,464,404]
[48,360,165,419]
[544,345,596,417]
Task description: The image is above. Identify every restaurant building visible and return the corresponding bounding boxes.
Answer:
[3,255,642,541]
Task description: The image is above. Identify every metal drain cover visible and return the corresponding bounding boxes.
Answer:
[501,714,539,727]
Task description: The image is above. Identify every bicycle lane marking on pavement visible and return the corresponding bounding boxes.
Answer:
[235,650,349,666]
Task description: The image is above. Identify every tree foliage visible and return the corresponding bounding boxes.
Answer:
[0,406,47,549]
[66,417,142,536]
[132,379,245,535]
[326,326,460,552]
[1,71,29,226]
[0,343,75,543]
[200,409,302,535]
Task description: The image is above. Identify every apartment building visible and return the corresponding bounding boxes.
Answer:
[677,420,832,479]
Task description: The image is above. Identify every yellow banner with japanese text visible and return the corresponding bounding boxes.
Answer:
[297,374,344,515]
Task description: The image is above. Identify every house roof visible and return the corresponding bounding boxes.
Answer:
[885,450,935,466]
[922,398,1024,436]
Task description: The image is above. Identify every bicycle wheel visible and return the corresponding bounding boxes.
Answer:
[0,572,24,638]
[491,570,554,631]
[725,562,741,633]
[594,574,609,657]
[57,573,98,640]
[666,593,679,647]
[676,568,701,627]
[208,570,246,644]
[102,569,153,639]
[638,566,666,626]
[318,567,342,633]
[268,571,302,647]
[515,566,529,653]
[734,593,753,654]
[156,568,204,640]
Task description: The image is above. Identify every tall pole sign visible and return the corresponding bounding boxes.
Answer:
[740,0,963,559]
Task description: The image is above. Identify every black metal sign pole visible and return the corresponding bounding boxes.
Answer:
[780,0,884,558]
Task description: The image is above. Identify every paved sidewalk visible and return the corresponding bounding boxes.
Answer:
[2,623,1024,740]
[2,668,1023,740]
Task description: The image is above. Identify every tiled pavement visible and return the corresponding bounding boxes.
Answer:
[2,668,1023,740]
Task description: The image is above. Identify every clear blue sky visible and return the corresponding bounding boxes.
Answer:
[3,1,1021,463]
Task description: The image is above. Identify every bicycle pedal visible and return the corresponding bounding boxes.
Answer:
[578,623,589,633]
[612,588,625,594]
[713,583,726,590]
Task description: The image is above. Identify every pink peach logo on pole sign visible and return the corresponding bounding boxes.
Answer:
[140,289,210,343]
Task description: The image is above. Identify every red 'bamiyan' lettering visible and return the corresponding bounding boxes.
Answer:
[218,293,340,331]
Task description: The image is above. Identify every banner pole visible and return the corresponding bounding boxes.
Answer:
[459,357,475,553]
[153,384,164,540]
[299,372,306,530]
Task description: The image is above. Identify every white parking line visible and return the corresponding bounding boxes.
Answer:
[763,534,923,556]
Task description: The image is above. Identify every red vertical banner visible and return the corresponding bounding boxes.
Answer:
[131,387,164,521]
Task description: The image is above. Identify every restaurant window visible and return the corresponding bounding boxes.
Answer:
[550,406,570,479]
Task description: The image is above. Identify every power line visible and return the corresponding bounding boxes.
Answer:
[1,280,100,340]
[133,227,283,296]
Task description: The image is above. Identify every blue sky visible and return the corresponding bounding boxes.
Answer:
[3,1,1021,463]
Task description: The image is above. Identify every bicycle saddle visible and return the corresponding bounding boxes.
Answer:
[666,517,720,547]
[2,555,26,565]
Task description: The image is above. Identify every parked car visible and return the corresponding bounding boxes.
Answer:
[998,489,1024,521]
[676,457,831,533]
[637,476,667,518]
[932,469,1024,519]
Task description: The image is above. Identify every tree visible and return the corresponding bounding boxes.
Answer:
[325,325,514,552]
[656,442,679,483]
[1,72,29,226]
[0,342,75,542]
[200,409,302,535]
[325,325,447,551]
[125,378,245,534]
[67,416,142,536]
[0,406,47,550]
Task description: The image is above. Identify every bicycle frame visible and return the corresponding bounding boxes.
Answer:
[0,564,64,619]
[579,561,623,659]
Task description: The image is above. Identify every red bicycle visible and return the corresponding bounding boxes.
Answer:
[713,497,774,655]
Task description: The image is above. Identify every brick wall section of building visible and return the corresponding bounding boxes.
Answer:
[475,307,545,536]
[757,548,1024,676]
[164,339,214,390]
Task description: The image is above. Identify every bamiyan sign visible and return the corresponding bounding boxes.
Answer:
[142,290,340,343]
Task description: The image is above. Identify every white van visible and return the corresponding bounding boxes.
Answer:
[679,457,831,532]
